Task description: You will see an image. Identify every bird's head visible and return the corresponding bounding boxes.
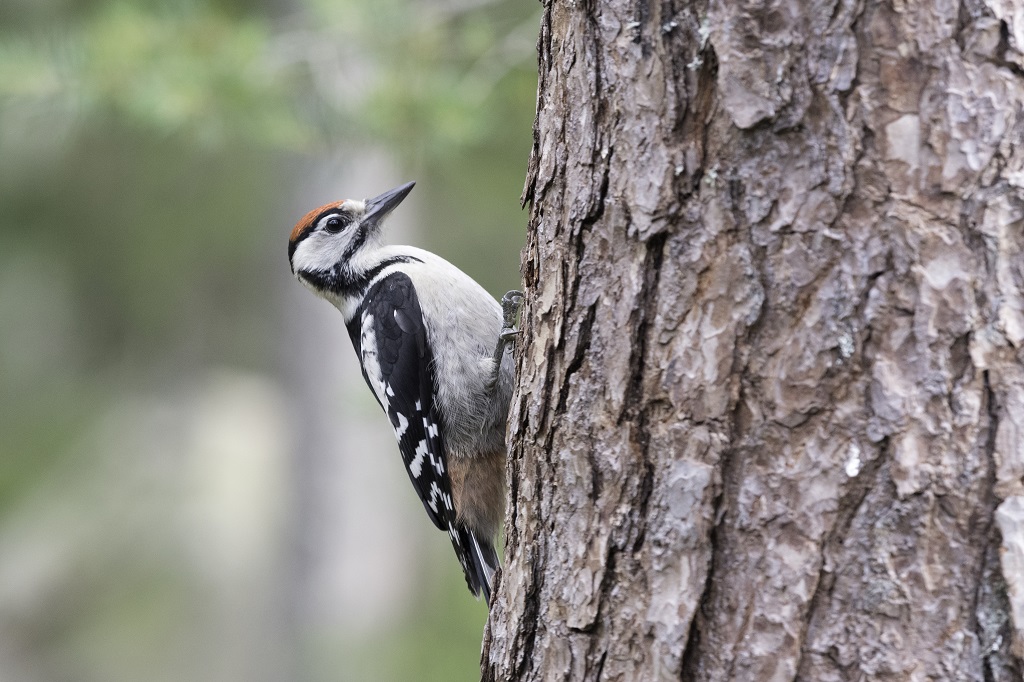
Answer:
[288,181,415,287]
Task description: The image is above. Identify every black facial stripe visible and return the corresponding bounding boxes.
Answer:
[298,255,423,297]
[341,224,371,261]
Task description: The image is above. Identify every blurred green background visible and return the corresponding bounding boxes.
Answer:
[0,0,537,680]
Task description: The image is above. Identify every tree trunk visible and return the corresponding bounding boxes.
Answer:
[483,0,1024,680]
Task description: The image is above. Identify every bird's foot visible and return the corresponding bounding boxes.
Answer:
[486,290,524,390]
[498,290,524,347]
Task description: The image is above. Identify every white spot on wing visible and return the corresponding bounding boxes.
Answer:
[409,439,428,478]
[394,412,409,439]
[428,481,442,513]
[421,416,444,473]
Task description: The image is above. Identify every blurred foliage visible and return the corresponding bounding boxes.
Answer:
[0,0,539,680]
[0,3,305,148]
[0,0,539,153]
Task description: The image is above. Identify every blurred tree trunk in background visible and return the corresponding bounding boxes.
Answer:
[483,0,1024,679]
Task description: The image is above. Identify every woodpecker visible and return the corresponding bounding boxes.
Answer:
[288,181,521,603]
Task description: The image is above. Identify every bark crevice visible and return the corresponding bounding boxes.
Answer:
[796,436,890,677]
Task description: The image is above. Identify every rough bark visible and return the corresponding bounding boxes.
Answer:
[483,0,1024,680]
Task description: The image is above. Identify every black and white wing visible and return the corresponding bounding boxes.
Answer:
[346,272,495,600]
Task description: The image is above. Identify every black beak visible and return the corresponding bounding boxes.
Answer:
[363,181,415,230]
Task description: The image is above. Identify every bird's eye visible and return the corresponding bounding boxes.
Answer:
[325,216,348,233]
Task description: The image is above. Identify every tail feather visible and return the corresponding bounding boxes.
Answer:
[451,524,499,603]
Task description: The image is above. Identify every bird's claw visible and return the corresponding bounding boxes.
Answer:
[498,291,524,352]
[500,290,524,331]
[488,291,525,390]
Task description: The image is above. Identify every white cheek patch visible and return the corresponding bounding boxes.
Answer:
[292,230,355,274]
